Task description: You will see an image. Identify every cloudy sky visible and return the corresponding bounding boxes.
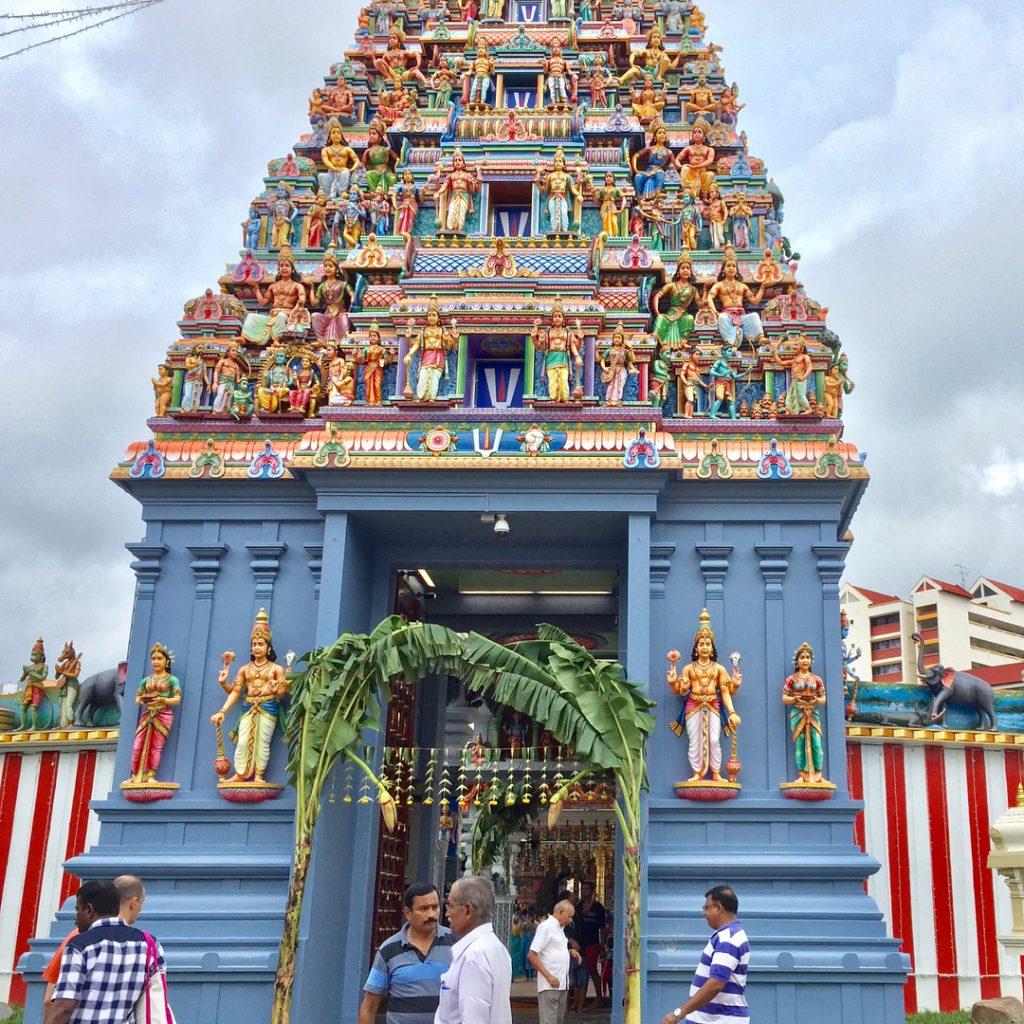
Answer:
[0,1,1021,680]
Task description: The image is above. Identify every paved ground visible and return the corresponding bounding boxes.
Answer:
[510,979,612,1023]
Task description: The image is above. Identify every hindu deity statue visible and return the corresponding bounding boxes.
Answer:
[269,186,298,249]
[430,57,459,109]
[243,206,261,250]
[679,190,702,250]
[179,345,207,413]
[705,255,768,350]
[152,364,173,417]
[242,248,309,345]
[666,610,742,784]
[586,54,610,106]
[777,340,813,414]
[323,79,356,119]
[306,189,330,249]
[370,0,398,35]
[210,610,290,786]
[307,248,350,344]
[288,356,320,416]
[19,638,48,731]
[678,123,717,199]
[404,296,459,401]
[701,185,727,248]
[600,326,637,405]
[230,380,254,420]
[54,642,82,729]
[549,0,573,17]
[781,643,830,787]
[536,148,583,234]
[362,119,398,193]
[318,120,360,199]
[630,72,666,124]
[619,28,681,86]
[707,345,743,419]
[360,323,389,405]
[596,171,626,236]
[684,74,718,121]
[256,348,292,414]
[374,30,430,89]
[463,43,496,106]
[327,346,356,406]
[727,191,754,249]
[718,81,743,124]
[675,351,701,417]
[663,0,685,33]
[542,43,576,109]
[529,300,583,403]
[211,342,248,416]
[633,122,676,197]
[367,183,392,235]
[823,353,854,418]
[391,169,420,237]
[127,643,182,785]
[481,0,504,19]
[652,257,698,349]
[458,0,480,21]
[434,148,482,233]
[339,186,366,249]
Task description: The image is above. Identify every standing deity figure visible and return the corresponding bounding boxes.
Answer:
[391,169,421,237]
[728,191,754,249]
[651,257,698,349]
[434,148,482,233]
[777,339,813,414]
[663,0,685,32]
[536,148,583,234]
[127,643,182,785]
[370,0,398,35]
[705,255,768,350]
[308,247,351,343]
[463,43,496,106]
[327,346,356,406]
[338,186,366,248]
[306,189,330,249]
[678,123,717,199]
[596,171,626,236]
[179,345,207,413]
[782,643,829,786]
[242,248,309,345]
[632,122,676,197]
[367,184,392,235]
[374,30,430,89]
[256,349,292,414]
[19,638,48,731]
[243,207,261,249]
[823,353,854,418]
[587,54,610,106]
[318,120,360,199]
[619,28,680,86]
[269,186,298,249]
[679,190,702,250]
[54,642,83,729]
[675,351,701,417]
[684,74,718,121]
[362,119,398,193]
[600,326,637,405]
[152,364,173,417]
[210,610,290,786]
[530,301,583,403]
[543,43,576,108]
[718,82,743,124]
[211,342,247,415]
[701,185,727,248]
[430,58,459,110]
[360,323,389,405]
[482,0,504,18]
[707,345,743,419]
[404,296,459,401]
[550,0,573,17]
[666,610,742,784]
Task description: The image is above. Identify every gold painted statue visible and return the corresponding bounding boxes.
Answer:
[530,300,583,403]
[404,296,459,401]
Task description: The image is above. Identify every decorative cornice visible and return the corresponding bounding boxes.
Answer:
[187,544,228,597]
[125,543,168,595]
[304,544,324,599]
[812,544,849,593]
[695,545,732,601]
[755,545,792,598]
[649,544,675,595]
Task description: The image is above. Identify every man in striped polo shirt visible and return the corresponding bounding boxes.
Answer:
[360,882,455,1024]
[659,885,750,1024]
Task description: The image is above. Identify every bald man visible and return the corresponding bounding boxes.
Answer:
[528,900,582,1024]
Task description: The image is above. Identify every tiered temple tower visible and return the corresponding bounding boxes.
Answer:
[21,2,907,1023]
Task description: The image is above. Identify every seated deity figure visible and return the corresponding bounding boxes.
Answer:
[326,346,356,406]
[210,610,290,785]
[463,43,496,106]
[666,610,742,783]
[308,248,351,343]
[652,257,698,349]
[536,148,583,234]
[678,123,717,199]
[705,254,768,350]
[543,43,576,108]
[362,119,398,193]
[632,122,677,197]
[256,348,292,414]
[242,248,309,345]
[684,74,718,121]
[630,72,666,123]
[529,300,583,403]
[619,28,681,86]
[434,148,482,233]
[404,296,459,401]
[287,356,320,416]
[374,30,430,89]
[317,120,360,199]
[322,80,356,118]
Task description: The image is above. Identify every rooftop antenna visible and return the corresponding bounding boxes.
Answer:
[954,562,969,589]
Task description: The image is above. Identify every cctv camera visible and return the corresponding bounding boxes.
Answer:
[493,513,510,537]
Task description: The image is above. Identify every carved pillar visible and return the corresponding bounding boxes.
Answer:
[395,334,409,398]
[179,538,228,790]
[583,335,596,398]
[990,787,1024,949]
[695,544,732,628]
[246,542,287,616]
[756,544,792,789]
[649,544,675,599]
[305,544,324,602]
[814,543,850,790]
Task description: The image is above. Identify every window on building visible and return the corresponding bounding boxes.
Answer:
[968,612,1024,639]
[872,664,902,679]
[871,638,901,653]
[871,613,900,627]
[970,636,1024,659]
[973,585,996,599]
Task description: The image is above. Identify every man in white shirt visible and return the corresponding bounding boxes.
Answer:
[436,877,513,1024]
[528,900,581,1024]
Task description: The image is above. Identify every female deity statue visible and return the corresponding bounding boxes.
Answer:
[651,257,698,349]
[586,54,609,106]
[179,345,207,413]
[360,323,389,405]
[596,172,626,236]
[630,72,666,124]
[600,326,637,405]
[256,349,292,414]
[127,643,182,785]
[718,82,744,124]
[308,248,351,343]
[678,123,717,199]
[430,58,458,109]
[701,185,727,248]
[536,148,583,234]
[727,191,754,249]
[391,169,420,238]
[306,189,329,249]
[287,356,320,416]
[318,120,360,199]
[666,609,742,784]
[362,119,397,194]
[782,643,829,786]
[404,296,459,401]
[529,300,583,403]
[210,610,290,786]
[242,249,310,345]
[434,148,482,233]
[632,122,676,198]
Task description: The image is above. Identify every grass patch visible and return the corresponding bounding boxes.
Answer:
[5,1007,24,1024]
[907,1013,971,1024]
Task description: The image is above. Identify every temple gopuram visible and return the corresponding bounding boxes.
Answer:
[17,2,909,1023]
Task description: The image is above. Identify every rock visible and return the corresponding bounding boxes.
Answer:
[972,996,1024,1023]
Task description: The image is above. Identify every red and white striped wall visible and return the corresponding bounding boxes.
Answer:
[0,740,116,1004]
[847,728,1024,1013]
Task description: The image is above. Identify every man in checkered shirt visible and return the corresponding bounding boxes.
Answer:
[46,878,164,1024]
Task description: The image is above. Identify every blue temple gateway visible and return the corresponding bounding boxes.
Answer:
[19,2,907,1022]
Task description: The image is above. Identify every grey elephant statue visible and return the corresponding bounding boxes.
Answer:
[74,661,128,727]
[911,632,996,730]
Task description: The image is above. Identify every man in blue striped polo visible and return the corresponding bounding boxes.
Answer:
[659,885,750,1024]
[360,883,455,1024]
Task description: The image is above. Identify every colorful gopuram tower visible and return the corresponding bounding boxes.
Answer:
[19,2,907,1023]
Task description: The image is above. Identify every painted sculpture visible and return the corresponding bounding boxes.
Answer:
[530,301,583,403]
[404,296,459,401]
[74,663,127,727]
[434,148,481,233]
[536,148,583,234]
[210,609,291,800]
[666,609,742,800]
[19,638,48,731]
[911,632,997,730]
[600,326,637,405]
[780,643,835,800]
[242,249,309,346]
[706,255,768,350]
[121,642,182,802]
[54,641,83,729]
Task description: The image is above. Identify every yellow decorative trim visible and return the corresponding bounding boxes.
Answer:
[0,727,119,750]
[845,724,1024,748]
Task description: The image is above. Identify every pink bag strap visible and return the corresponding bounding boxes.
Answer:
[139,930,161,1024]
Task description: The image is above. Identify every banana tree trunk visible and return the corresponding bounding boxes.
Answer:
[271,828,313,1024]
[622,829,642,1024]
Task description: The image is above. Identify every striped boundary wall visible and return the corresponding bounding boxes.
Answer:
[2,730,1023,1012]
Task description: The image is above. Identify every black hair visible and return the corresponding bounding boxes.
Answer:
[705,885,738,914]
[691,637,719,662]
[77,879,120,918]
[404,882,439,908]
